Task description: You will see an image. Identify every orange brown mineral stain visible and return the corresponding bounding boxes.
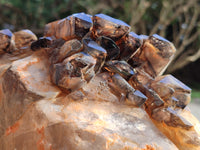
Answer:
[37,126,45,150]
[141,145,156,150]
[5,121,20,136]
[106,133,121,149]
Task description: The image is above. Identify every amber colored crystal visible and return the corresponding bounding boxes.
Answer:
[51,52,96,92]
[105,60,135,80]
[83,38,107,73]
[117,32,142,61]
[150,75,191,108]
[92,14,130,41]
[44,13,92,40]
[130,34,176,78]
[50,39,82,64]
[96,36,120,60]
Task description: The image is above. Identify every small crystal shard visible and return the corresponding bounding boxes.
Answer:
[152,107,193,130]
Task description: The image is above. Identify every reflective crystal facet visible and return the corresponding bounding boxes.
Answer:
[83,38,107,73]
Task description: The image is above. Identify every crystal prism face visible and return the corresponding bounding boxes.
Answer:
[109,73,147,106]
[150,75,191,108]
[0,29,14,53]
[131,34,176,78]
[44,13,92,40]
[105,60,135,80]
[152,107,193,129]
[96,36,120,60]
[92,14,130,41]
[51,52,96,91]
[83,38,107,73]
[128,69,165,113]
[117,32,142,61]
[157,74,191,92]
[50,39,82,64]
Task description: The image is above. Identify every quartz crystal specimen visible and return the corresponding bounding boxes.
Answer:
[0,12,199,150]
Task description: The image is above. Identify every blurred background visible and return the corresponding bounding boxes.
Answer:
[0,0,200,117]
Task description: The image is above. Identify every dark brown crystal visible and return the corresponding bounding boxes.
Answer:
[92,14,130,41]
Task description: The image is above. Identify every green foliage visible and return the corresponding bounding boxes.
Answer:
[192,90,200,99]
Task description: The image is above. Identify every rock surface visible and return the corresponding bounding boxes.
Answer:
[0,50,178,150]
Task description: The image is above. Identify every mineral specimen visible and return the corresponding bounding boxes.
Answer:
[0,12,199,150]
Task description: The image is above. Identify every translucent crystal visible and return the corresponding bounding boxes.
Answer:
[83,38,107,73]
[44,13,92,40]
[150,75,191,108]
[0,13,199,150]
[117,32,142,61]
[131,34,176,77]
[109,74,147,107]
[51,52,96,92]
[50,39,82,64]
[96,36,120,60]
[105,60,135,80]
[92,14,130,41]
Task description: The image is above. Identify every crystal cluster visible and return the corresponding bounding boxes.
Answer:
[0,13,199,149]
